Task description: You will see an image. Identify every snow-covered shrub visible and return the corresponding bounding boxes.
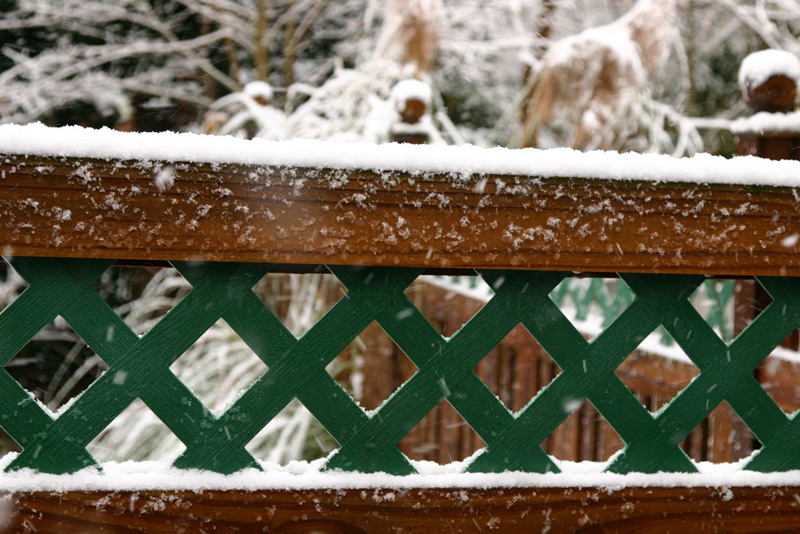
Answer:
[204,81,286,139]
[285,59,458,143]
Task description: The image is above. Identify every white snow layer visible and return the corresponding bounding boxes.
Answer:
[731,110,800,134]
[4,123,800,187]
[1,454,799,492]
[243,80,274,102]
[391,79,433,107]
[739,49,800,90]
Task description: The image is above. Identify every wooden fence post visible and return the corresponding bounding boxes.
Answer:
[736,53,800,352]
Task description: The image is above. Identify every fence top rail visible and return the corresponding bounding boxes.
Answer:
[3,124,800,276]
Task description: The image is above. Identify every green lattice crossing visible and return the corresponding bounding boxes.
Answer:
[0,258,796,475]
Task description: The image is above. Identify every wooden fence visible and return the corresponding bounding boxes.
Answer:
[393,276,800,466]
[393,282,759,465]
[3,143,800,532]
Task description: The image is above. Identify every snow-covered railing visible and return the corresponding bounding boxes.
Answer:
[3,124,800,274]
[3,124,800,532]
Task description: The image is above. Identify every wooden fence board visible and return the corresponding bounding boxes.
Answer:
[3,155,800,276]
[4,486,800,533]
[4,153,800,531]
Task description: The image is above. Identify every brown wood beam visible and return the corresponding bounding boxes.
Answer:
[4,486,800,533]
[2,154,800,276]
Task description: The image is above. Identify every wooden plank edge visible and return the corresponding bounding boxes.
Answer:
[3,155,800,277]
[3,486,800,533]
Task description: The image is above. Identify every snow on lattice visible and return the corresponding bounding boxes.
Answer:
[738,49,800,94]
[5,123,800,187]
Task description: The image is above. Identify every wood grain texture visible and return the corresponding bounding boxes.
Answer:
[3,154,800,276]
[4,486,800,533]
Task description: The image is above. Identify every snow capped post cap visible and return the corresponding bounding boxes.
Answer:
[243,81,274,105]
[391,79,432,111]
[739,50,800,88]
[390,79,433,133]
[739,50,800,112]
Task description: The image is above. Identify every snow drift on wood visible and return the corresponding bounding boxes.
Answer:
[1,454,800,492]
[739,49,800,94]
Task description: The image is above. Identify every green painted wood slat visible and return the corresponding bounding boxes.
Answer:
[1,257,799,476]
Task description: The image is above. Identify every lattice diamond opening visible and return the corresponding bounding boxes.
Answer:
[246,401,339,464]
[112,266,192,336]
[0,257,27,313]
[474,323,560,413]
[329,321,417,411]
[550,276,633,335]
[169,318,268,416]
[542,399,623,462]
[0,428,20,456]
[758,352,800,415]
[732,279,774,339]
[687,279,736,343]
[614,343,698,415]
[409,274,491,337]
[399,400,485,463]
[93,264,158,309]
[88,398,186,463]
[679,401,759,464]
[4,317,108,413]
[252,269,347,338]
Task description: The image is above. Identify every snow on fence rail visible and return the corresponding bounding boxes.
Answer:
[4,124,800,275]
[3,125,800,532]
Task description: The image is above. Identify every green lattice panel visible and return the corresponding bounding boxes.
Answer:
[0,257,797,475]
